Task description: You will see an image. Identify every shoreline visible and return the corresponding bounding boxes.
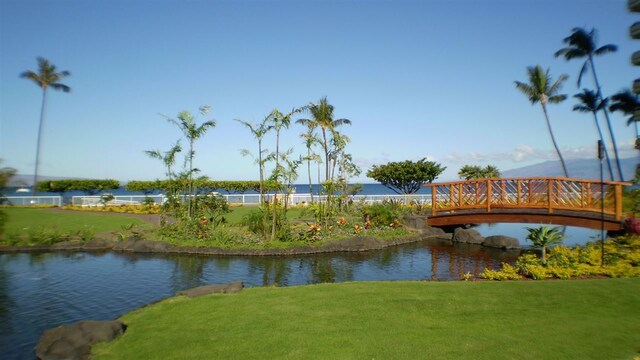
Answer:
[0,232,452,256]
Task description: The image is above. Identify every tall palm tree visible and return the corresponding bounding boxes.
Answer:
[165,106,215,218]
[297,97,351,181]
[573,89,614,180]
[267,108,299,241]
[299,123,321,202]
[235,116,272,204]
[20,57,71,196]
[515,65,570,177]
[555,27,622,180]
[609,89,640,137]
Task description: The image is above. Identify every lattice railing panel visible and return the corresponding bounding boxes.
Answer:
[426,177,626,219]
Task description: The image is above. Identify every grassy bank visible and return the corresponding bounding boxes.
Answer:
[1,207,148,245]
[94,279,640,359]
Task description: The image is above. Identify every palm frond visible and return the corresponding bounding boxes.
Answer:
[577,61,589,88]
[595,44,617,55]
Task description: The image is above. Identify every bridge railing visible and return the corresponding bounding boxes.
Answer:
[424,177,630,220]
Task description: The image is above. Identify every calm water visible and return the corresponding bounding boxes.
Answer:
[0,224,599,359]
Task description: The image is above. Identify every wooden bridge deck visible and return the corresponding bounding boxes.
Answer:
[423,177,630,230]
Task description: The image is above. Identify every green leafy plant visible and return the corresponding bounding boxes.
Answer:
[526,226,564,265]
[366,158,445,194]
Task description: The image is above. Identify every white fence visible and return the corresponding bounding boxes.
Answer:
[5,193,434,207]
[4,196,62,206]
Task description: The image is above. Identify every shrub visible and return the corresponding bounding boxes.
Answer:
[480,263,520,280]
[363,201,406,227]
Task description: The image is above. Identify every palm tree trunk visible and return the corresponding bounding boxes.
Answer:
[188,141,194,218]
[321,127,329,181]
[271,130,280,241]
[590,56,624,181]
[541,103,570,177]
[32,89,48,197]
[258,140,264,204]
[542,246,547,265]
[592,113,615,180]
[307,148,313,204]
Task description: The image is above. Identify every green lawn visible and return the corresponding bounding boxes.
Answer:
[2,207,148,237]
[94,278,640,359]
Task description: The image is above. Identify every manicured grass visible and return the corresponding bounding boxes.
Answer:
[94,279,640,359]
[2,207,148,237]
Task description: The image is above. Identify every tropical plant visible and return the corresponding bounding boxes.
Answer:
[526,226,564,265]
[0,163,16,238]
[297,97,351,182]
[163,106,216,218]
[573,89,614,180]
[299,122,321,202]
[267,108,300,241]
[235,116,272,203]
[555,27,622,180]
[458,165,501,180]
[145,140,182,199]
[609,89,640,136]
[367,159,445,194]
[514,65,569,177]
[20,57,71,196]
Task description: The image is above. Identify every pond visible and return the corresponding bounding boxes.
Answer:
[0,224,600,359]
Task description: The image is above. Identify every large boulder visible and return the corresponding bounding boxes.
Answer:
[35,320,125,360]
[177,281,244,297]
[112,237,169,252]
[403,215,429,230]
[483,235,521,250]
[452,228,485,244]
[421,226,451,239]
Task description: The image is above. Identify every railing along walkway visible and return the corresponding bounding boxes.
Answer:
[423,177,630,222]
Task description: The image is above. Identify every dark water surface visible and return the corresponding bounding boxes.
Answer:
[1,224,598,359]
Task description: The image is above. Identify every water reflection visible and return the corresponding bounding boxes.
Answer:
[1,239,524,359]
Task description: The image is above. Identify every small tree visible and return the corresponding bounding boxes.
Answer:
[526,226,564,265]
[367,159,445,194]
[163,106,215,218]
[458,165,501,180]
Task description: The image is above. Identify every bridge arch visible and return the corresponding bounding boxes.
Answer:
[423,177,630,230]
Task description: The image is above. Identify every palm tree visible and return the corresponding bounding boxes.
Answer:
[267,108,299,241]
[555,27,622,180]
[165,106,215,218]
[515,65,570,177]
[573,89,614,180]
[20,57,71,196]
[297,97,351,181]
[526,226,564,265]
[299,123,321,202]
[609,89,640,137]
[145,140,182,197]
[235,116,272,204]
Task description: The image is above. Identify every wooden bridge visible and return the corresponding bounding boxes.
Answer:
[423,177,630,230]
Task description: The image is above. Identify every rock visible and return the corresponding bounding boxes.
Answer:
[35,320,125,360]
[83,238,116,250]
[50,241,84,250]
[177,281,244,297]
[420,225,450,238]
[483,235,521,250]
[403,215,428,230]
[112,237,169,252]
[452,228,485,244]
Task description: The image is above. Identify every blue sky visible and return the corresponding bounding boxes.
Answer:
[1,0,638,183]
